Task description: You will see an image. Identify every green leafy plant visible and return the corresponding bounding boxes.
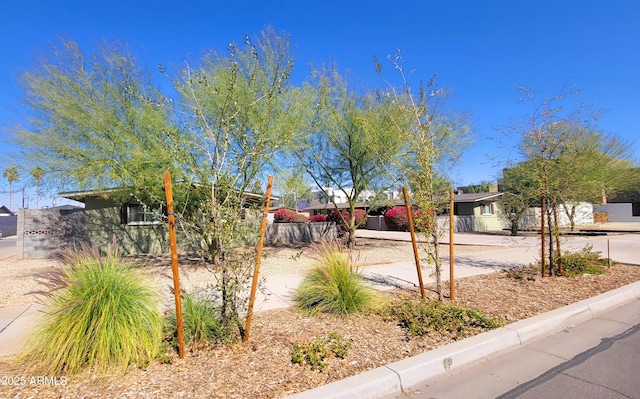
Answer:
[291,337,329,371]
[164,291,226,351]
[558,244,610,277]
[384,297,503,339]
[291,332,350,371]
[504,266,537,281]
[294,240,380,315]
[22,240,163,374]
[327,331,350,359]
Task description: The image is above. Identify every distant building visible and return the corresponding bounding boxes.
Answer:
[0,205,15,216]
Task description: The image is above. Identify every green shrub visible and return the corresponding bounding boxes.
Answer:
[384,297,503,339]
[294,241,379,315]
[558,244,609,277]
[164,291,225,350]
[291,337,329,371]
[23,241,162,374]
[327,331,350,359]
[291,332,350,371]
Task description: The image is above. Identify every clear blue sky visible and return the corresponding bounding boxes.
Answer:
[1,0,639,209]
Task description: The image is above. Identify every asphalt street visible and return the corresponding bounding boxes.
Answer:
[392,298,640,399]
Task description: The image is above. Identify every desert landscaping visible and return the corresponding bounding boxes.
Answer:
[1,236,639,399]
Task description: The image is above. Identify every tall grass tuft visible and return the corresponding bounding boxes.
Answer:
[164,291,225,350]
[22,240,163,374]
[294,240,379,315]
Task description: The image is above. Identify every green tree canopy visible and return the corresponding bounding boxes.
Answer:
[12,28,303,334]
[293,65,407,245]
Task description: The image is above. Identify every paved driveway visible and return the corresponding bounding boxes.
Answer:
[0,236,16,260]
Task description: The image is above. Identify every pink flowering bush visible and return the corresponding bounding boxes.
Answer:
[274,208,297,223]
[293,213,310,223]
[274,208,309,223]
[384,206,420,231]
[326,209,368,231]
[310,214,327,222]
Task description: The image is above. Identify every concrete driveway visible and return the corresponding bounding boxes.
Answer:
[0,236,16,260]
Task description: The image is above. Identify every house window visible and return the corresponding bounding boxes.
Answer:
[121,204,164,225]
[480,203,494,216]
[632,202,640,217]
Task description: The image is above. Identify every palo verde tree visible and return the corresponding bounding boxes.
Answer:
[30,166,45,209]
[499,162,539,236]
[375,50,472,300]
[3,166,19,211]
[276,169,312,209]
[552,129,636,230]
[512,86,586,274]
[293,65,407,247]
[14,39,177,193]
[506,83,634,274]
[164,28,302,329]
[12,28,302,336]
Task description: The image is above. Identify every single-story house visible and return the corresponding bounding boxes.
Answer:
[17,187,278,259]
[302,193,507,232]
[452,192,506,231]
[0,205,15,216]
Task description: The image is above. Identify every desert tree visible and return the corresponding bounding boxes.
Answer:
[462,181,495,193]
[505,83,634,273]
[498,163,539,235]
[375,50,472,300]
[12,28,302,336]
[553,129,636,230]
[163,28,304,328]
[3,166,19,211]
[276,169,312,209]
[293,65,407,247]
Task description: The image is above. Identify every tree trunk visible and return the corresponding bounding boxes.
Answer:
[510,217,519,236]
[432,229,443,301]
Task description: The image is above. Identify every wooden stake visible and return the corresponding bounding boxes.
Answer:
[607,239,611,268]
[403,187,426,299]
[540,197,546,278]
[163,171,185,359]
[449,189,455,301]
[244,175,274,342]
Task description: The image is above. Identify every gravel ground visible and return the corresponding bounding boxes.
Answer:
[1,239,639,399]
[0,239,497,308]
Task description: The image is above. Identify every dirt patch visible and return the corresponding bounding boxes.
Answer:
[1,240,639,399]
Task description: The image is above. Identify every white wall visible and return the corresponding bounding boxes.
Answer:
[521,202,594,228]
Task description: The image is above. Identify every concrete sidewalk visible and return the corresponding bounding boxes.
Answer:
[357,230,640,266]
[0,304,38,357]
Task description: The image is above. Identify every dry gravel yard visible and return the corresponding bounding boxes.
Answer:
[1,238,640,398]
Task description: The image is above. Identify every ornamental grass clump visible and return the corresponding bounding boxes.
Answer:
[22,240,163,375]
[294,240,379,315]
[164,291,226,351]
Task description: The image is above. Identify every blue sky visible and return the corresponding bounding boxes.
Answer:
[1,0,639,209]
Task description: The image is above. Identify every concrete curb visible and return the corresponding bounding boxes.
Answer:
[286,280,640,399]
